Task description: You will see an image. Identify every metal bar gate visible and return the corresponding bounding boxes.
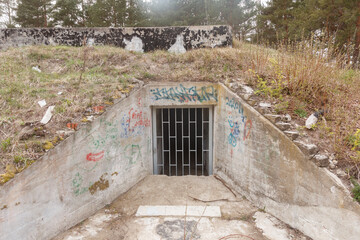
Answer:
[152,107,213,176]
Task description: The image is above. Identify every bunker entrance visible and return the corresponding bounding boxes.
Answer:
[153,107,213,176]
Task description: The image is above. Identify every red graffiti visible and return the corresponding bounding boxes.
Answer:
[86,151,105,162]
[93,106,105,113]
[67,123,78,130]
[127,107,151,129]
[243,119,252,141]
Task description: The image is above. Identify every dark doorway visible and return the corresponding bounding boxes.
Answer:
[153,107,213,176]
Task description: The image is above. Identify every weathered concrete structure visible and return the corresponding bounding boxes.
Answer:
[0,82,359,240]
[0,26,232,52]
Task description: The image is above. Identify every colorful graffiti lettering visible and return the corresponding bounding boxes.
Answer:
[86,151,105,162]
[150,84,218,103]
[72,172,91,196]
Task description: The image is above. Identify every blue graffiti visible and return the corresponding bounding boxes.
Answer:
[150,84,218,103]
[225,97,247,123]
[228,118,242,147]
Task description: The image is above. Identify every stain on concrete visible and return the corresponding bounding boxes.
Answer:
[1,205,7,210]
[156,219,200,240]
[89,173,110,195]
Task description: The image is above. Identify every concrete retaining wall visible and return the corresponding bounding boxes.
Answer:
[214,84,360,240]
[0,87,153,240]
[1,82,359,240]
[0,26,232,52]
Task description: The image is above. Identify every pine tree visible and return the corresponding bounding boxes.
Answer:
[52,0,82,27]
[87,0,126,27]
[256,0,302,43]
[15,0,52,27]
[126,0,143,26]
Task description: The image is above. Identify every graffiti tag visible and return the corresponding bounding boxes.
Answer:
[150,84,218,103]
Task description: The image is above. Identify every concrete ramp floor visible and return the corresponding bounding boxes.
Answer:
[54,176,311,240]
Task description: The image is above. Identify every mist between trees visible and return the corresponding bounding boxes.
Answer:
[0,0,359,66]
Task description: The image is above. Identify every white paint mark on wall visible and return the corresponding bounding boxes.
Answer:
[168,35,186,54]
[87,38,95,46]
[123,36,144,53]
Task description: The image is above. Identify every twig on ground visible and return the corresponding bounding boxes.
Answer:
[214,175,237,197]
[189,205,207,240]
[188,195,239,203]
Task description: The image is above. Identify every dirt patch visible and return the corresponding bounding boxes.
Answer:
[88,173,109,195]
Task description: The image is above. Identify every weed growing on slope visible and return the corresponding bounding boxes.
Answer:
[351,178,360,203]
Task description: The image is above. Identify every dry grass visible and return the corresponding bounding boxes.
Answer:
[235,39,360,179]
[0,41,359,184]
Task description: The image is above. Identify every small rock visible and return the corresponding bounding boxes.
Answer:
[38,99,46,108]
[229,82,240,90]
[265,114,282,123]
[294,141,318,157]
[283,114,292,122]
[56,130,75,137]
[276,122,291,131]
[329,162,336,169]
[32,66,41,73]
[305,113,318,129]
[313,154,329,167]
[248,100,256,106]
[243,94,251,100]
[284,130,300,140]
[336,169,347,178]
[57,91,63,95]
[332,159,338,165]
[130,78,144,87]
[259,102,271,108]
[240,84,254,95]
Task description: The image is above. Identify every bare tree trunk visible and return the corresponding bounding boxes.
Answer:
[5,0,12,26]
[43,2,47,27]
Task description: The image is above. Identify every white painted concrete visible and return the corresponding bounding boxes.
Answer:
[168,35,187,54]
[123,36,144,53]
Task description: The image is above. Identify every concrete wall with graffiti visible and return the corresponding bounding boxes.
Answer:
[214,85,360,240]
[1,82,359,240]
[0,87,153,240]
